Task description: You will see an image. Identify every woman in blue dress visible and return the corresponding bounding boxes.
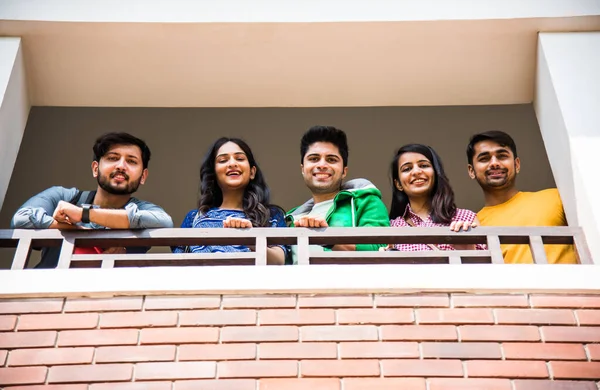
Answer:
[173,137,287,264]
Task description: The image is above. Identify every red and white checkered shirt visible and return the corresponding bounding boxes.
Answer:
[390,205,487,251]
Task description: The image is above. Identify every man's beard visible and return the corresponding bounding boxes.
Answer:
[97,171,141,195]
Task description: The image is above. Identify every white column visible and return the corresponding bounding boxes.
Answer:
[0,37,30,212]
[535,32,600,263]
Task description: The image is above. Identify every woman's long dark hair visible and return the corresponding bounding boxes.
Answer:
[389,144,456,224]
[198,137,283,227]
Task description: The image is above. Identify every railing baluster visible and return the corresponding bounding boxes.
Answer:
[255,236,267,266]
[101,256,115,269]
[529,235,548,264]
[448,255,462,265]
[486,235,504,264]
[297,236,310,265]
[11,237,32,270]
[573,230,593,264]
[56,237,75,269]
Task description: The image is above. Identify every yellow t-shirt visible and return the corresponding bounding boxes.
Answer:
[477,189,576,264]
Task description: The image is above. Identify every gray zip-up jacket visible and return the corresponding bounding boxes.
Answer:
[11,186,173,268]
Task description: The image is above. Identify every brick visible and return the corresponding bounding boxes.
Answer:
[503,343,587,360]
[514,380,599,390]
[542,327,600,343]
[417,308,494,324]
[176,379,257,390]
[0,331,56,348]
[260,342,336,359]
[301,326,377,342]
[0,315,17,331]
[337,309,414,324]
[422,342,501,359]
[381,359,463,377]
[58,329,138,346]
[141,327,219,344]
[8,347,94,366]
[179,344,256,361]
[531,295,600,309]
[0,367,47,385]
[453,294,529,308]
[221,326,297,343]
[429,378,512,390]
[64,297,142,312]
[179,309,256,326]
[0,298,63,314]
[135,362,216,380]
[586,344,600,360]
[0,349,6,365]
[144,295,221,310]
[550,361,600,379]
[301,359,380,377]
[381,325,457,341]
[48,364,133,383]
[339,342,419,359]
[298,295,372,308]
[344,378,426,390]
[466,360,548,378]
[91,383,172,390]
[496,309,576,325]
[260,378,340,390]
[575,310,600,325]
[7,386,87,390]
[459,325,540,341]
[259,309,334,325]
[95,345,176,363]
[218,360,297,378]
[376,294,449,307]
[222,295,296,309]
[18,313,99,330]
[99,311,177,328]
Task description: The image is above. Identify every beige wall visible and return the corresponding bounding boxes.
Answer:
[0,105,554,268]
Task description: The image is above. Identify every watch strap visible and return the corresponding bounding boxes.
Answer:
[81,204,92,224]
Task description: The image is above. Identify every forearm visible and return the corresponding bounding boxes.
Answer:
[331,244,357,251]
[89,208,131,229]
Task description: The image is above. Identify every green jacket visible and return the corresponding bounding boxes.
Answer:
[286,178,390,254]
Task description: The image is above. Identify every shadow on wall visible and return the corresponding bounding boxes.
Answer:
[0,105,555,268]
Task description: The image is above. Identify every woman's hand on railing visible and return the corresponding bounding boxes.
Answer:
[449,220,478,232]
[223,217,253,228]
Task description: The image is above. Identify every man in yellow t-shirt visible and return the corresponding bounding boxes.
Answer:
[466,131,576,264]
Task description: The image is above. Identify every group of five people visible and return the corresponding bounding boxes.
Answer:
[11,126,576,267]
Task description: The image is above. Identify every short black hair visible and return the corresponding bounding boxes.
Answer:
[93,132,151,169]
[466,130,517,164]
[300,126,349,167]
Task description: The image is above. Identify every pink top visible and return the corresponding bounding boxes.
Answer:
[390,205,487,251]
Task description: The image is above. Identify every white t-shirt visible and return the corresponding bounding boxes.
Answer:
[291,199,334,264]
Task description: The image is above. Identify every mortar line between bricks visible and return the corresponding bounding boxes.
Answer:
[414,308,419,325]
[584,344,592,362]
[527,293,533,309]
[44,362,49,385]
[255,343,259,361]
[462,361,467,378]
[13,315,20,332]
[336,342,341,360]
[255,310,260,326]
[53,330,59,348]
[141,295,147,312]
[425,377,431,390]
[539,326,545,343]
[376,326,382,342]
[492,308,498,325]
[175,344,180,362]
[334,309,339,326]
[500,342,506,360]
[91,347,97,364]
[456,326,462,342]
[176,311,181,328]
[574,310,581,327]
[510,379,516,390]
[418,342,423,359]
[132,364,137,382]
[449,293,454,308]
[95,313,101,329]
[255,378,259,390]
[60,297,66,314]
[136,329,141,346]
[546,361,554,380]
[297,360,301,378]
[371,293,375,308]
[340,377,345,390]
[219,294,224,310]
[295,294,299,309]
[379,360,383,378]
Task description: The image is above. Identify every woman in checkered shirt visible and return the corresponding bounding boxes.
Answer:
[386,143,486,251]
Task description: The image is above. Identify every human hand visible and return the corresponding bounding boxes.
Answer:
[379,245,391,252]
[223,217,253,228]
[449,220,477,232]
[53,201,83,225]
[294,216,329,228]
[103,247,127,254]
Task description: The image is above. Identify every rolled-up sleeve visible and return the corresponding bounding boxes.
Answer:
[126,199,173,229]
[11,187,77,229]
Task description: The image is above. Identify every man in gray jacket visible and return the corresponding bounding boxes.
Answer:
[11,132,173,268]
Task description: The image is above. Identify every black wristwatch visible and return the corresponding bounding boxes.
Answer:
[81,204,97,224]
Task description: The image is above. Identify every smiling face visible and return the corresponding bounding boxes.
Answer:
[301,141,347,201]
[214,141,256,192]
[92,144,147,195]
[468,140,520,191]
[395,152,435,200]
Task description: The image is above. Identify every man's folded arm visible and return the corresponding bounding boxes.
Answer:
[125,201,174,229]
[11,187,77,229]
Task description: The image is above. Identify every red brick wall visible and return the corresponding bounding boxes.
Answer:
[1,293,600,389]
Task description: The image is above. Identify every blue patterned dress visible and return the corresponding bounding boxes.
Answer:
[172,207,288,255]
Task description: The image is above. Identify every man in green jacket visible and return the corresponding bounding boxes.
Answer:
[286,126,390,264]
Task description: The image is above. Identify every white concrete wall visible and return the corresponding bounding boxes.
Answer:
[535,32,600,263]
[0,38,30,212]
